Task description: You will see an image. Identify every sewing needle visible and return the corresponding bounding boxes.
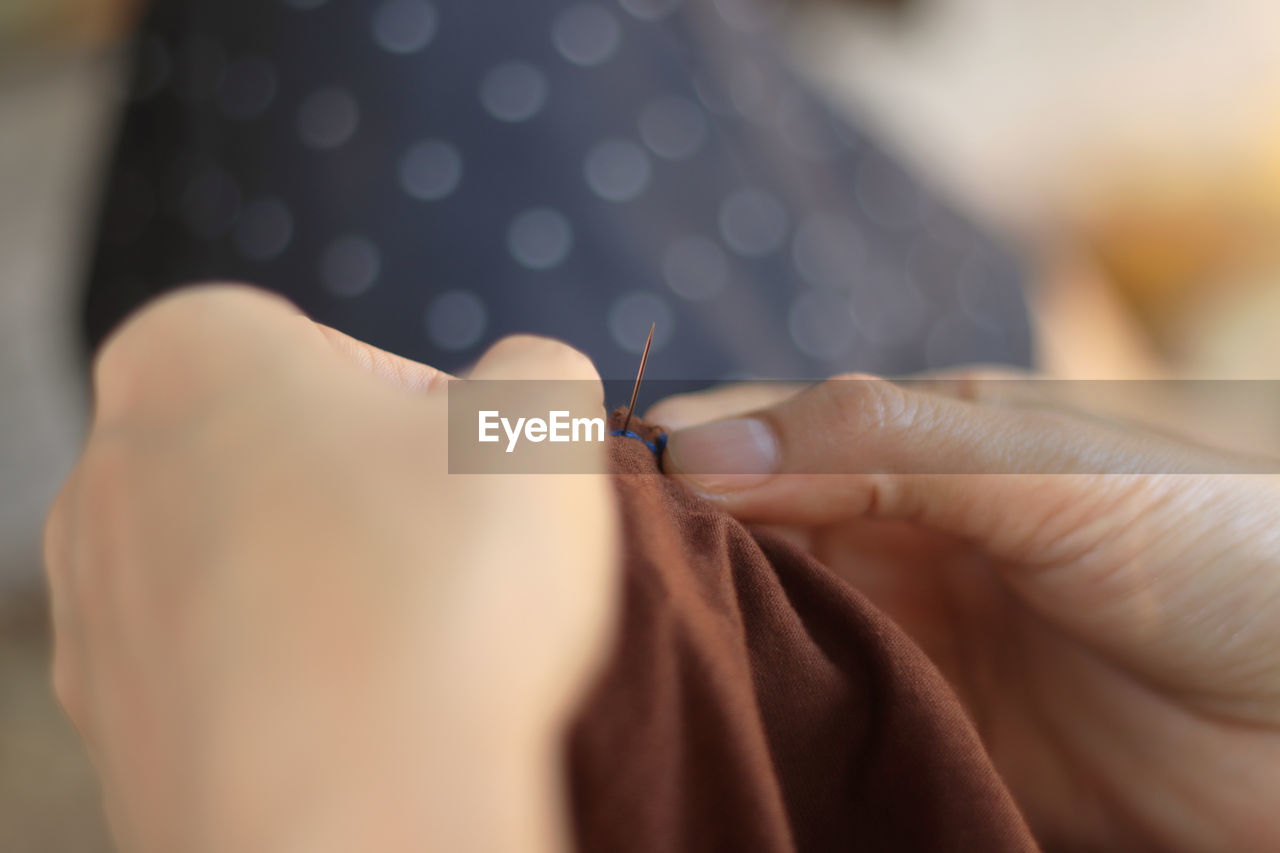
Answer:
[620,323,655,436]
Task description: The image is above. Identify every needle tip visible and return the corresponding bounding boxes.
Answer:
[621,323,657,435]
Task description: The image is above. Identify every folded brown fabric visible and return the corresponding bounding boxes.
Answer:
[567,421,1039,852]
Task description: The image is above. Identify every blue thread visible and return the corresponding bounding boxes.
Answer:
[610,429,667,457]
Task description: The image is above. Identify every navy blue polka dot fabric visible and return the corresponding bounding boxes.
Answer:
[84,0,1033,381]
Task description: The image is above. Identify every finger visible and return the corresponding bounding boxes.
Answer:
[43,477,82,716]
[43,472,100,759]
[93,285,455,428]
[43,478,74,618]
[311,323,452,393]
[644,368,1046,437]
[456,335,619,706]
[660,374,1253,546]
[90,284,304,427]
[644,382,805,431]
[898,370,1239,448]
[464,336,608,449]
[897,366,1047,407]
[467,334,601,384]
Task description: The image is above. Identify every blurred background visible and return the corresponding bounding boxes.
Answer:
[3,0,1280,848]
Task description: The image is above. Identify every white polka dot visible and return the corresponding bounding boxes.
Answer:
[320,235,381,297]
[216,57,277,119]
[372,0,438,54]
[618,0,682,21]
[663,236,729,301]
[608,291,673,354]
[552,5,621,67]
[480,62,549,123]
[711,0,783,32]
[638,95,708,160]
[856,153,923,229]
[234,198,294,261]
[297,87,360,150]
[791,215,866,291]
[584,140,651,203]
[399,140,463,201]
[180,169,241,239]
[789,291,855,361]
[719,188,788,257]
[426,290,487,351]
[508,208,573,269]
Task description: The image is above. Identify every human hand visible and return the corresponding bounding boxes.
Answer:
[652,374,1280,851]
[43,285,618,853]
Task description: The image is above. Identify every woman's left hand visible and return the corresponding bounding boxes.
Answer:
[44,285,619,853]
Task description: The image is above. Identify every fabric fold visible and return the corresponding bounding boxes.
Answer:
[567,420,1039,852]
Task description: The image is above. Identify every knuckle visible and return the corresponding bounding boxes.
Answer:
[950,367,1030,406]
[137,282,296,329]
[153,283,301,340]
[77,442,135,551]
[92,283,291,425]
[66,441,141,611]
[860,472,900,517]
[824,374,915,434]
[79,438,131,500]
[105,283,292,355]
[77,440,137,537]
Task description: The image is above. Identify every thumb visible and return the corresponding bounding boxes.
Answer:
[660,374,1260,558]
[662,377,1280,719]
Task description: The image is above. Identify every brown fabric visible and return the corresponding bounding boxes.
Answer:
[567,419,1039,852]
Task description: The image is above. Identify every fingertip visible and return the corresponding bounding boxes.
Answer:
[469,335,602,384]
[643,395,701,431]
[662,417,780,492]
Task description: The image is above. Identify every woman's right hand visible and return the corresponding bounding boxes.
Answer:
[654,374,1280,851]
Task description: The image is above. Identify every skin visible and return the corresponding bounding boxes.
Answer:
[652,375,1280,851]
[45,284,1280,850]
[44,285,618,853]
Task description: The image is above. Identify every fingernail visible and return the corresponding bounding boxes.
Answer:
[646,404,697,432]
[664,418,779,492]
